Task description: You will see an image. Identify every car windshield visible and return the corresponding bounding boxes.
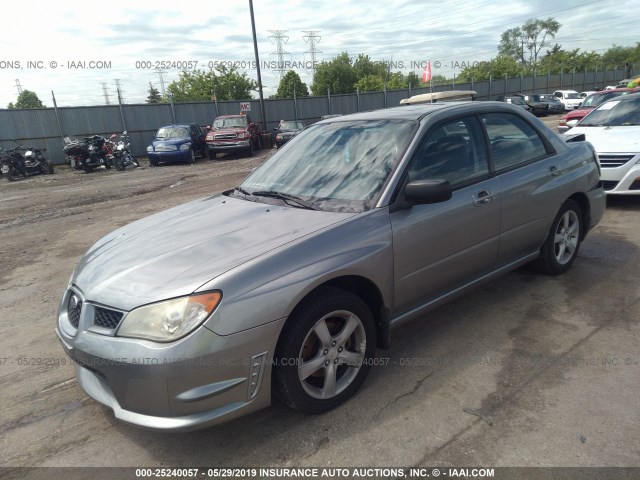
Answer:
[565,93,581,99]
[579,96,640,126]
[214,117,247,129]
[540,95,559,102]
[280,121,304,131]
[237,120,416,212]
[509,97,525,105]
[581,92,625,108]
[156,126,188,139]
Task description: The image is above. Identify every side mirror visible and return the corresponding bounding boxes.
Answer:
[405,179,452,205]
[206,125,211,131]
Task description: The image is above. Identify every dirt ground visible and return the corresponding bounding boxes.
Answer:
[1,120,639,470]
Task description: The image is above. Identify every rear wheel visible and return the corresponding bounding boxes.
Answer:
[82,164,94,173]
[534,199,583,275]
[273,287,376,413]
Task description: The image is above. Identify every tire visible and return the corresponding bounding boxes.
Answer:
[273,286,376,413]
[47,162,54,174]
[148,157,158,167]
[5,165,19,181]
[83,164,94,173]
[115,157,125,171]
[534,199,583,275]
[208,150,216,160]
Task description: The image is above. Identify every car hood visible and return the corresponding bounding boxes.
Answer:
[566,107,594,120]
[73,195,355,310]
[568,126,640,152]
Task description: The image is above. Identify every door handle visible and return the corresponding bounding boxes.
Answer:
[548,165,561,177]
[473,190,495,206]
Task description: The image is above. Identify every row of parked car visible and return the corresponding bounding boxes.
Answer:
[146,114,306,166]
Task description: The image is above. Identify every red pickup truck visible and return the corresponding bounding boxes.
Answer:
[205,114,262,159]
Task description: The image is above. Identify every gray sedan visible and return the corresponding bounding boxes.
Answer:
[56,102,605,431]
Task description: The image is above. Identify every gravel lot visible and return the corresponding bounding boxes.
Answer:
[1,117,639,470]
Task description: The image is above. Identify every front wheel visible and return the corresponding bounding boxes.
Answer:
[273,287,376,413]
[534,199,583,275]
[5,164,20,181]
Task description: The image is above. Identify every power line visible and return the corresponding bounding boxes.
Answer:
[100,82,111,105]
[268,30,291,79]
[302,30,322,78]
[155,70,167,95]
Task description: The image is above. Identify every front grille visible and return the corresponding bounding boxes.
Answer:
[598,155,635,168]
[214,133,237,139]
[94,307,124,330]
[601,180,619,191]
[67,294,82,328]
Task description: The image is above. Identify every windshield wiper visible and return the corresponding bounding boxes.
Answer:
[234,186,253,196]
[250,190,319,210]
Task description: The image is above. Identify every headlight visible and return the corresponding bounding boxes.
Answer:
[238,132,249,139]
[146,145,153,152]
[180,143,191,151]
[206,134,213,141]
[117,291,222,342]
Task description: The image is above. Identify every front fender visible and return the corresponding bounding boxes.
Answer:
[200,208,394,336]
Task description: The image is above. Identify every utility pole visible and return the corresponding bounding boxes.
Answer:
[249,0,267,132]
[302,31,322,79]
[268,29,291,80]
[100,82,111,105]
[114,79,126,103]
[15,79,23,94]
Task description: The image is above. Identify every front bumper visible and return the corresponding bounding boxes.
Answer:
[56,291,285,431]
[600,158,640,195]
[148,150,191,163]
[207,140,250,152]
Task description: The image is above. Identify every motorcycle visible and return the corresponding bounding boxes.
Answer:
[1,141,54,181]
[109,131,139,171]
[63,135,113,173]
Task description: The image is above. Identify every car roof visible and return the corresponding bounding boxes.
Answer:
[317,101,531,124]
[160,124,192,128]
[215,115,245,119]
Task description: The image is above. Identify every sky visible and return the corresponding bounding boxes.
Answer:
[1,0,638,108]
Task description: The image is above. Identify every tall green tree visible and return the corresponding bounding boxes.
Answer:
[499,18,561,68]
[167,65,257,102]
[12,90,45,109]
[538,48,601,74]
[275,70,309,98]
[457,55,523,81]
[146,82,162,103]
[311,52,358,95]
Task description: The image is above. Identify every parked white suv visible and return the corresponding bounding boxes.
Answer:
[553,90,582,110]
